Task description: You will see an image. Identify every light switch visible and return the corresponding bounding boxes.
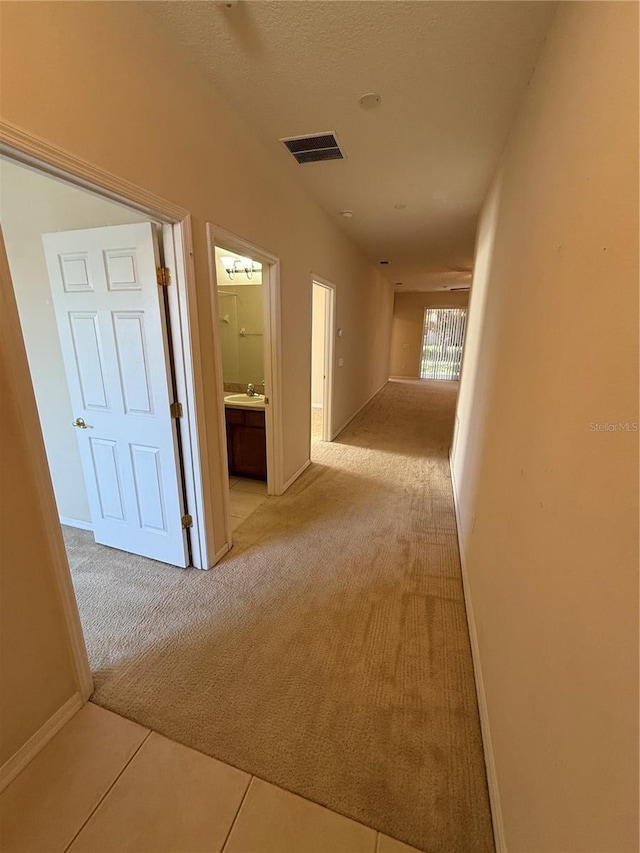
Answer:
[338,357,344,367]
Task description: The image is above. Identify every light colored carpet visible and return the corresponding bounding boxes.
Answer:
[64,379,494,853]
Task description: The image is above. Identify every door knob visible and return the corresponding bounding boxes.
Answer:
[72,417,89,429]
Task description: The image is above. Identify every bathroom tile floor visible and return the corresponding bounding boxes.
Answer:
[229,476,268,532]
[0,703,421,853]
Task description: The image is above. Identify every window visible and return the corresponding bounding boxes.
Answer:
[420,307,467,381]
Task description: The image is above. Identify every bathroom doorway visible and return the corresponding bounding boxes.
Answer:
[214,244,269,531]
[311,278,336,444]
[207,224,283,547]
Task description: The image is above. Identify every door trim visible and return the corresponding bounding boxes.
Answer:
[0,120,219,701]
[0,121,188,222]
[0,120,213,570]
[206,224,283,515]
[160,222,211,569]
[311,275,336,443]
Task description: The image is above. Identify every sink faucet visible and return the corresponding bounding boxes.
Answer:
[246,383,258,397]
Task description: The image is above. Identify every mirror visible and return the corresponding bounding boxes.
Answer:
[216,246,264,389]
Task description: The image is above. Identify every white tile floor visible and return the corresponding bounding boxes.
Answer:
[229,477,268,532]
[0,704,421,853]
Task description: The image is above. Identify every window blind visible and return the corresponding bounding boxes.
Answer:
[420,307,467,381]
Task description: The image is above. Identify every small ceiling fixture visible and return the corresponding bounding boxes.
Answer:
[394,282,403,286]
[359,92,382,110]
[340,210,353,218]
[379,260,390,265]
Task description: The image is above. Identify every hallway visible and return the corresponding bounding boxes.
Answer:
[66,380,492,853]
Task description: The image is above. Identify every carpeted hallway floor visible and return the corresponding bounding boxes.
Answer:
[64,379,494,853]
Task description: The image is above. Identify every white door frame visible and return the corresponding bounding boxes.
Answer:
[206,224,283,520]
[311,275,336,442]
[0,119,219,694]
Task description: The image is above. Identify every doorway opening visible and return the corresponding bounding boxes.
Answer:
[420,307,468,381]
[206,224,283,546]
[0,132,215,701]
[311,278,336,444]
[214,245,269,532]
[1,156,202,568]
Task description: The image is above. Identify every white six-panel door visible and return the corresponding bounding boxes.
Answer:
[42,223,189,567]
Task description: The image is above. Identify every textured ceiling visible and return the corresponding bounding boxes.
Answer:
[148,1,556,291]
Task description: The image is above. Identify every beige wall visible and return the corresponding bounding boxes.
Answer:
[0,159,150,524]
[389,291,469,378]
[0,233,80,767]
[451,3,639,851]
[311,284,326,407]
[0,0,393,556]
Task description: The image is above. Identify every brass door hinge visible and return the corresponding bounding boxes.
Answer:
[181,514,193,529]
[170,401,183,419]
[156,266,171,287]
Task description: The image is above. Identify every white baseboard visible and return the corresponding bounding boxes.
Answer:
[0,692,83,793]
[59,516,93,532]
[449,458,506,853]
[281,459,311,493]
[331,380,387,441]
[388,374,418,380]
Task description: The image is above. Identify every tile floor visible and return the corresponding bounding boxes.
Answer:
[229,477,268,532]
[0,704,421,853]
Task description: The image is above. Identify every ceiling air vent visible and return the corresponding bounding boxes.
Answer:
[281,133,344,164]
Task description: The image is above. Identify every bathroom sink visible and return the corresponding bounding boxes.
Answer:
[224,393,265,409]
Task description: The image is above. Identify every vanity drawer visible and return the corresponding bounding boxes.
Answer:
[225,407,245,425]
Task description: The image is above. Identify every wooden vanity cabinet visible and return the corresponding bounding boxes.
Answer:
[225,407,267,479]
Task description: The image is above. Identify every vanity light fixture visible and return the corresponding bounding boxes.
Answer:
[220,256,261,281]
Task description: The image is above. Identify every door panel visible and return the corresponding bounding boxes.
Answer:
[90,438,126,522]
[59,252,93,292]
[112,312,153,415]
[130,444,167,532]
[69,312,110,410]
[42,223,188,567]
[104,249,141,291]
